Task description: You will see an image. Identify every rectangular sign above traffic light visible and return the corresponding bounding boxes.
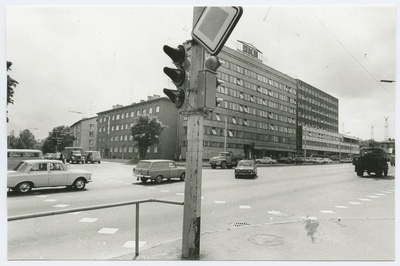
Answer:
[192,6,243,56]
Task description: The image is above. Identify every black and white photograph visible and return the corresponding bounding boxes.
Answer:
[3,0,398,265]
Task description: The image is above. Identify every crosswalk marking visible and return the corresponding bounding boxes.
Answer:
[98,228,119,234]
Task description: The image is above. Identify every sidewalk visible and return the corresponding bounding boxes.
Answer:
[113,216,395,261]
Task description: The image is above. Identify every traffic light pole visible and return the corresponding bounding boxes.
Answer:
[181,7,205,260]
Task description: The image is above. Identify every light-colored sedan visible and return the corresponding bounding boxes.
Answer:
[255,157,277,164]
[7,159,92,193]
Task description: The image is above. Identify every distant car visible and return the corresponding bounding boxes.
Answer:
[340,157,352,163]
[235,160,257,179]
[44,153,54,159]
[7,159,92,193]
[255,157,277,164]
[311,157,325,164]
[51,152,62,160]
[323,158,333,164]
[133,159,185,183]
[277,157,294,164]
[83,151,101,164]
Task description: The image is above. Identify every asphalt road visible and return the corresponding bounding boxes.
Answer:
[7,161,395,260]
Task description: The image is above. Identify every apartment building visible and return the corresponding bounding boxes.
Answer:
[70,116,98,152]
[96,95,179,160]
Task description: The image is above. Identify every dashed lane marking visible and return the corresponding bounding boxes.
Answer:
[367,195,379,198]
[79,218,98,223]
[98,228,119,234]
[239,205,251,209]
[123,241,147,249]
[358,198,371,201]
[215,201,226,204]
[53,204,69,208]
[302,216,318,220]
[349,202,362,205]
[319,210,335,214]
[69,212,82,215]
[44,199,58,202]
[35,195,49,198]
[335,206,348,209]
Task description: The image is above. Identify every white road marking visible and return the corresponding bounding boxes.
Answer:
[35,195,49,198]
[44,199,58,202]
[123,241,147,248]
[367,196,379,198]
[239,205,251,209]
[335,206,348,209]
[358,198,371,201]
[319,210,335,214]
[53,204,69,208]
[302,216,318,220]
[215,201,226,204]
[374,193,385,196]
[176,193,184,196]
[79,218,98,223]
[268,210,282,215]
[349,202,362,205]
[69,212,82,215]
[98,228,119,234]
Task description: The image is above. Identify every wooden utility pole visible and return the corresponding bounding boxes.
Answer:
[181,6,205,260]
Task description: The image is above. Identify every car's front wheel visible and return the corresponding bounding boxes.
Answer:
[180,173,185,181]
[16,182,32,193]
[73,178,86,190]
[155,175,163,183]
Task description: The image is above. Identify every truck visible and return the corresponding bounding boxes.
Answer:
[353,147,389,177]
[209,151,241,169]
[61,147,85,164]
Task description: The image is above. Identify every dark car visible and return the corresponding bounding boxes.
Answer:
[234,160,257,179]
[133,159,185,183]
[354,147,389,177]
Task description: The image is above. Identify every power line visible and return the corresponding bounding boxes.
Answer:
[312,12,394,97]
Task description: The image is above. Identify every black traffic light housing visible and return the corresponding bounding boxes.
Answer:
[163,44,190,109]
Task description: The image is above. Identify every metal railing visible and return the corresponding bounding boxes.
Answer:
[8,198,184,257]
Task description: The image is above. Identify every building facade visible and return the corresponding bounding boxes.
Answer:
[70,116,98,152]
[180,41,298,160]
[96,96,179,160]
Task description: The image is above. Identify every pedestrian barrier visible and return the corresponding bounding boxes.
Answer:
[8,198,184,257]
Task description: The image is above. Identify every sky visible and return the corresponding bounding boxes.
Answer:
[3,1,398,143]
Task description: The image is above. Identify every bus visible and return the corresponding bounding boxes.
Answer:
[7,149,44,170]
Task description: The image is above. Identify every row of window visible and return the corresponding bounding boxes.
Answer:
[216,100,297,125]
[98,123,134,133]
[202,126,296,144]
[298,111,337,126]
[100,146,158,154]
[298,85,337,105]
[98,106,160,123]
[222,59,297,96]
[299,94,338,111]
[98,135,133,143]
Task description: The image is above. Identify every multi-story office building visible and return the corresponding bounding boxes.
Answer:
[180,41,298,160]
[96,95,179,160]
[70,116,98,151]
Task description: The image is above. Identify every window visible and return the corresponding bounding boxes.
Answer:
[154,146,158,153]
[232,117,237,124]
[149,107,153,114]
[121,113,125,119]
[243,119,248,126]
[155,106,160,113]
[211,128,217,135]
[216,114,221,121]
[116,114,120,120]
[131,111,134,117]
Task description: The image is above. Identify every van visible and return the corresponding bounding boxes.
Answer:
[7,149,44,170]
[83,151,101,164]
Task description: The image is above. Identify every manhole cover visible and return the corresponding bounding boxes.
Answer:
[248,234,284,246]
[232,221,252,227]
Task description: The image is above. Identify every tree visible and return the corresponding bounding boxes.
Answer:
[7,61,19,123]
[9,129,37,149]
[131,115,167,159]
[360,139,379,148]
[42,126,76,154]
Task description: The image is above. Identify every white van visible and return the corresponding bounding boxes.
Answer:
[83,151,101,164]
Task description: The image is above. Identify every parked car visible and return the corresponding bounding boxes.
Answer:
[7,159,92,193]
[133,159,185,183]
[311,157,325,164]
[234,160,257,179]
[44,153,54,159]
[255,157,277,164]
[83,151,101,164]
[51,152,62,160]
[340,157,352,163]
[323,158,333,164]
[277,157,295,164]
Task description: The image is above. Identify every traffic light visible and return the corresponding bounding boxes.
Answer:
[197,55,224,112]
[163,44,190,109]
